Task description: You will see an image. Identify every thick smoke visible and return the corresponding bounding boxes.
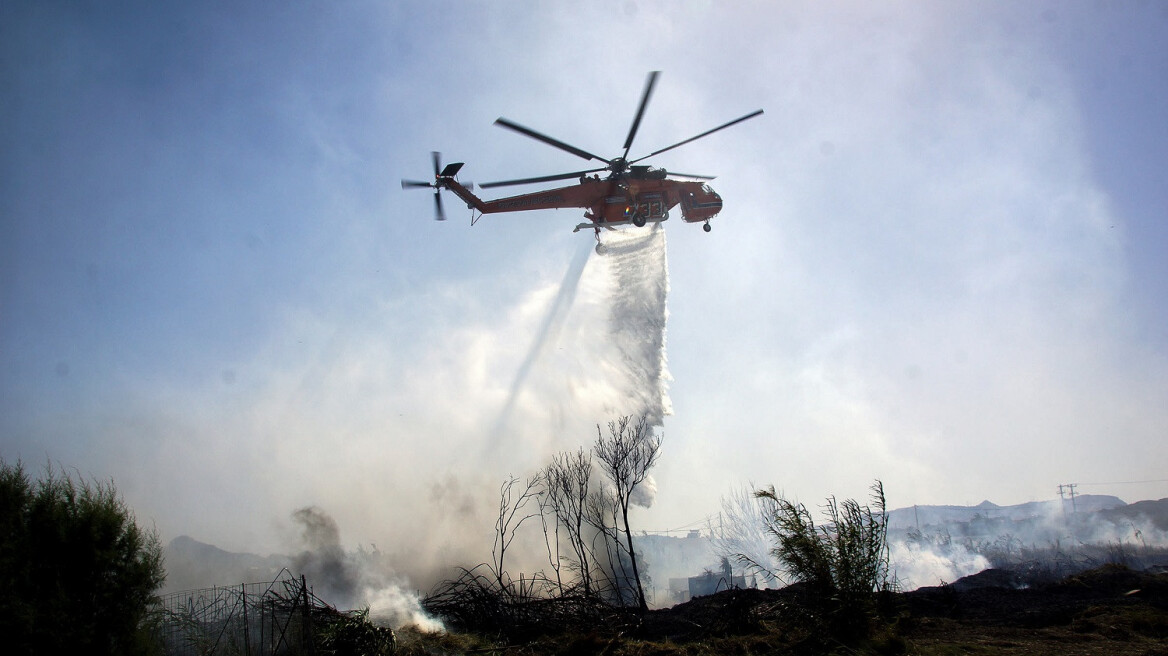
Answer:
[291,506,443,631]
[889,541,991,590]
[292,506,359,604]
[630,473,658,509]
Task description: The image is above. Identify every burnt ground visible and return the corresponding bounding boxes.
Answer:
[403,565,1168,655]
[898,565,1168,655]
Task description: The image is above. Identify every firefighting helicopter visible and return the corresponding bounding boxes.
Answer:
[401,71,762,236]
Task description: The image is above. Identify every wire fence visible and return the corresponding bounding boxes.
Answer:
[154,568,324,656]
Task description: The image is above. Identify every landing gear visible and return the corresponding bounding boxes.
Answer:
[632,213,647,227]
[703,222,712,233]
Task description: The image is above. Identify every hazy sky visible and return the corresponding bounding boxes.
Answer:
[3,1,1167,572]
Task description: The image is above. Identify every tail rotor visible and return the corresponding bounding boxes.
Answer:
[401,151,467,222]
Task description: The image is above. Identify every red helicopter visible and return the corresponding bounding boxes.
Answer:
[401,71,762,237]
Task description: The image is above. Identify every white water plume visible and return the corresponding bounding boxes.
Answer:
[487,225,672,460]
[598,224,673,427]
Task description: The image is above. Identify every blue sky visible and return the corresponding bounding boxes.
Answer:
[3,1,1167,575]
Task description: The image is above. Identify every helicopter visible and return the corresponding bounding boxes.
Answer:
[401,71,762,237]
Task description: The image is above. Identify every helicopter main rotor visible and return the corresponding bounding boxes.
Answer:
[482,71,762,189]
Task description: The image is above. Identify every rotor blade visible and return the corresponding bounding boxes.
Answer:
[630,109,764,164]
[433,190,446,221]
[494,118,609,164]
[402,179,434,189]
[431,151,441,177]
[622,70,660,160]
[665,171,716,180]
[479,167,607,189]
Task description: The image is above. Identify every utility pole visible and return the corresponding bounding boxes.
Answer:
[1057,483,1079,516]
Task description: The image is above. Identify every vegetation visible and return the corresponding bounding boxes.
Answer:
[418,472,1168,655]
[316,606,397,656]
[405,561,1168,656]
[592,415,661,611]
[0,459,165,656]
[425,416,663,637]
[746,480,894,644]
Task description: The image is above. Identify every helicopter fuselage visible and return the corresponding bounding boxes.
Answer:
[443,174,722,230]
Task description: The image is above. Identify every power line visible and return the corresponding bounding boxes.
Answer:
[642,515,717,535]
[1078,479,1168,487]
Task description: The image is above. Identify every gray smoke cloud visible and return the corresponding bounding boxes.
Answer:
[630,474,658,509]
[290,506,443,630]
[292,506,359,606]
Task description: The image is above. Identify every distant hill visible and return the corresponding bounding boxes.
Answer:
[162,535,290,594]
[1096,498,1168,532]
[886,495,1127,529]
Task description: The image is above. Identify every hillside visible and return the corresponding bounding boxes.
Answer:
[886,494,1128,529]
[162,535,288,593]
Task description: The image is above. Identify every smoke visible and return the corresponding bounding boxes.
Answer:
[886,499,1168,590]
[710,484,783,587]
[630,474,658,509]
[290,506,444,631]
[292,506,359,604]
[157,224,679,614]
[889,541,991,590]
[709,486,1168,594]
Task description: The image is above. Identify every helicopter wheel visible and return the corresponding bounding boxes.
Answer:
[703,222,712,233]
[632,213,646,228]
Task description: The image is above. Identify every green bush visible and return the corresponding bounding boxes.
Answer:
[0,460,165,655]
[316,607,397,656]
[752,480,893,643]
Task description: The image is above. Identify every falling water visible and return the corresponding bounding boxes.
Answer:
[599,224,673,427]
[487,224,672,458]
